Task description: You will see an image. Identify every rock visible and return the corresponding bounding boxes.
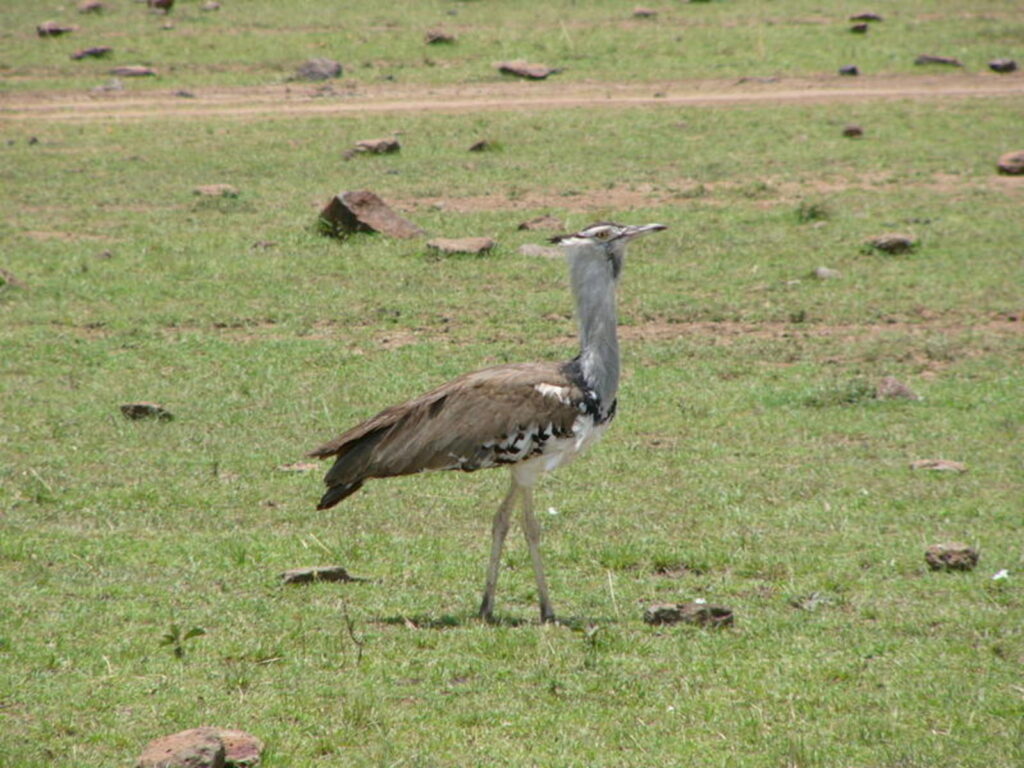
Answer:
[120,402,174,421]
[517,214,563,231]
[148,0,174,12]
[850,23,869,34]
[424,29,456,44]
[812,266,842,280]
[996,150,1024,176]
[319,190,425,239]
[925,543,979,572]
[281,565,358,585]
[0,268,27,289]
[194,184,239,198]
[353,137,400,155]
[838,65,859,76]
[78,0,105,12]
[910,459,967,473]
[468,139,494,152]
[136,728,225,768]
[643,602,734,628]
[633,7,658,18]
[496,60,561,80]
[218,730,264,767]
[294,58,342,81]
[175,90,195,98]
[842,124,863,138]
[109,66,158,77]
[427,237,496,255]
[849,12,883,21]
[915,54,963,67]
[989,58,1018,74]
[199,1,221,11]
[91,78,124,93]
[867,233,917,254]
[37,21,77,37]
[518,243,562,259]
[876,376,919,400]
[71,46,113,60]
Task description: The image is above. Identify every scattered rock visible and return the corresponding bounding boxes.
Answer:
[136,727,224,768]
[812,266,842,280]
[250,240,277,250]
[0,268,27,289]
[910,459,967,473]
[293,58,343,82]
[925,543,979,572]
[517,243,562,259]
[427,237,496,256]
[120,402,174,421]
[996,150,1024,176]
[424,29,456,44]
[876,376,919,400]
[276,462,318,473]
[194,184,239,198]
[353,137,400,155]
[37,21,77,37]
[468,139,494,152]
[218,730,264,767]
[78,0,105,12]
[281,565,359,585]
[866,233,917,254]
[517,214,564,231]
[319,190,425,239]
[148,0,174,12]
[71,46,113,60]
[842,124,864,137]
[633,7,658,18]
[109,66,158,77]
[199,1,221,10]
[175,90,195,98]
[496,60,561,80]
[989,58,1018,74]
[838,65,859,76]
[849,12,883,22]
[91,78,124,93]
[643,602,734,628]
[915,54,963,67]
[850,23,869,34]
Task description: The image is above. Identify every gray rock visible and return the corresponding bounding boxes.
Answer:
[842,124,864,138]
[849,12,883,21]
[925,543,979,572]
[643,602,734,627]
[997,150,1024,176]
[496,60,561,80]
[914,54,963,67]
[812,266,842,280]
[136,728,225,768]
[424,29,456,44]
[989,58,1018,74]
[319,190,425,239]
[866,233,917,254]
[838,65,859,76]
[353,137,400,155]
[294,58,342,81]
[71,46,113,60]
[281,565,358,585]
[876,376,919,400]
[427,237,496,255]
[120,402,174,421]
[109,65,158,77]
[37,21,77,37]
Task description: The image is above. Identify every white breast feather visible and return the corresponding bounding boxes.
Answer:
[534,383,573,405]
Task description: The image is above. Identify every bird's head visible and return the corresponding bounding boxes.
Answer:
[550,222,667,279]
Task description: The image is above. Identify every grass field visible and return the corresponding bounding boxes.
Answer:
[2,1,1023,766]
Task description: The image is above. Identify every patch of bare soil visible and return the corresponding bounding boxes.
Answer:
[2,73,1021,123]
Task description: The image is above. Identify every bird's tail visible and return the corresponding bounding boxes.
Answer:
[317,480,364,510]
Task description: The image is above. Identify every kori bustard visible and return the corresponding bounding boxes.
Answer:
[309,222,667,622]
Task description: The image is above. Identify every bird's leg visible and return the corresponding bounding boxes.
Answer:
[479,477,519,622]
[520,486,555,623]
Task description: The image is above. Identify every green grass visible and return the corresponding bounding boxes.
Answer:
[2,1,1024,766]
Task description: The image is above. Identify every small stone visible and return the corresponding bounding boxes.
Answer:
[78,0,105,12]
[136,727,225,768]
[849,12,883,21]
[120,402,174,421]
[838,65,859,76]
[643,602,734,628]
[427,237,496,255]
[109,66,158,77]
[199,1,220,11]
[424,29,456,44]
[91,78,124,93]
[517,214,564,231]
[37,21,77,37]
[842,124,863,137]
[175,90,195,98]
[281,565,358,585]
[633,7,658,18]
[989,58,1018,74]
[914,54,963,67]
[148,0,174,12]
[910,459,967,473]
[194,184,239,198]
[867,233,917,254]
[850,23,869,34]
[71,46,113,60]
[468,139,493,152]
[925,543,979,572]
[496,60,561,80]
[353,137,400,154]
[812,266,842,280]
[517,243,562,259]
[293,58,342,82]
[319,189,425,239]
[876,376,919,400]
[996,150,1024,176]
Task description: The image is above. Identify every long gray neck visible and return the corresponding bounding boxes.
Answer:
[569,254,620,408]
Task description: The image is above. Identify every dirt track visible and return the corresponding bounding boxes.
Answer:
[2,72,1022,123]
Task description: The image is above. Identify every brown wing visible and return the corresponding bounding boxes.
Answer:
[309,362,585,509]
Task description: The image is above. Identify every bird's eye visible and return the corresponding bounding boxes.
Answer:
[594,229,612,241]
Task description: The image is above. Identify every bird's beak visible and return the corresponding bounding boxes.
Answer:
[616,223,668,241]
